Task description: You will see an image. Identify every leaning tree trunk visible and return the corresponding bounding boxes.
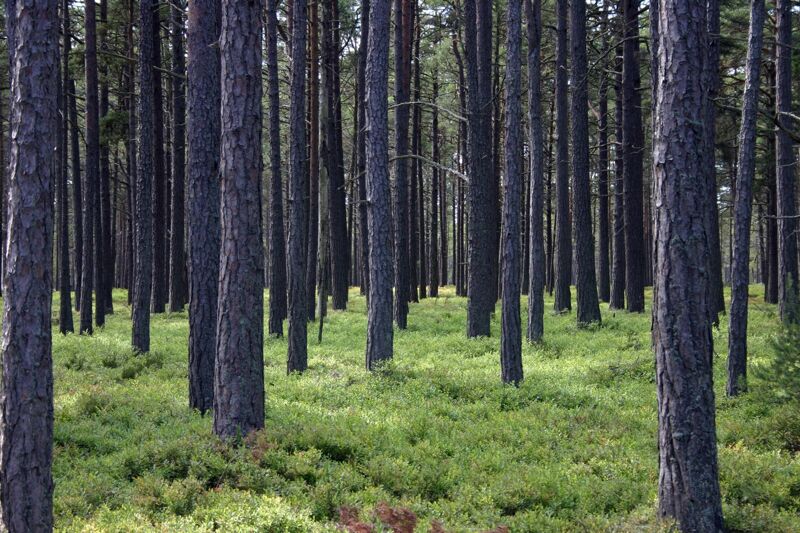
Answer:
[727,0,765,396]
[553,0,571,313]
[266,0,287,337]
[526,0,544,342]
[775,0,798,322]
[186,0,220,411]
[365,0,394,369]
[287,0,309,373]
[133,0,156,353]
[169,0,187,312]
[652,0,724,528]
[500,0,523,385]
[213,0,265,438]
[570,0,601,325]
[0,2,58,529]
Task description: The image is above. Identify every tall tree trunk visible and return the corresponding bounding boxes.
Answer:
[213,0,264,437]
[169,0,187,312]
[70,78,83,311]
[287,0,309,372]
[553,0,571,312]
[125,0,136,307]
[186,0,220,411]
[409,10,420,303]
[727,0,765,396]
[653,0,723,527]
[571,0,601,324]
[610,44,626,310]
[133,0,156,352]
[100,0,113,315]
[526,0,543,342]
[775,0,798,322]
[356,0,370,297]
[59,0,74,334]
[418,52,428,299]
[500,0,523,384]
[365,0,394,368]
[597,3,610,303]
[266,0,287,337]
[151,1,167,314]
[465,0,496,336]
[622,0,645,313]
[430,78,440,298]
[393,0,412,329]
[306,0,319,321]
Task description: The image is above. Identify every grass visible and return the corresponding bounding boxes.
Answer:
[47,285,800,532]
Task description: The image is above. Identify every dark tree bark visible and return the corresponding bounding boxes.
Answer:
[151,0,167,314]
[430,72,440,298]
[59,0,74,334]
[526,0,543,342]
[727,0,764,397]
[775,0,798,322]
[213,0,265,438]
[266,0,286,337]
[409,12,420,303]
[125,0,136,307]
[133,0,156,353]
[570,0,601,325]
[764,59,778,305]
[392,0,412,329]
[169,0,187,312]
[186,0,220,410]
[0,2,58,529]
[70,79,83,311]
[553,0,571,312]
[622,0,645,313]
[356,0,370,297]
[80,0,100,334]
[99,0,112,316]
[652,0,724,528]
[500,0,523,384]
[418,58,428,299]
[610,45,626,310]
[306,0,319,321]
[365,0,394,369]
[465,0,496,336]
[287,0,309,372]
[597,4,610,303]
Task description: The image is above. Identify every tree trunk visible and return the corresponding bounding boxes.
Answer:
[169,0,187,312]
[99,0,113,316]
[553,0,571,312]
[652,0,724,527]
[409,11,421,303]
[610,44,626,310]
[186,0,220,410]
[571,0,601,325]
[526,0,543,342]
[213,0,265,438]
[306,0,319,321]
[59,0,74,334]
[151,1,167,314]
[287,0,309,372]
[356,0,370,297]
[500,0,523,384]
[0,3,58,529]
[365,0,394,368]
[727,0,764,396]
[597,4,610,303]
[430,75,440,298]
[70,77,83,312]
[775,0,798,322]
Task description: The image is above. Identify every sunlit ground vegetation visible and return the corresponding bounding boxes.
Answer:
[48,286,799,532]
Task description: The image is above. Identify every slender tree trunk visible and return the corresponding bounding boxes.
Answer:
[187,0,220,410]
[653,0,723,527]
[125,0,136,307]
[151,0,167,314]
[287,0,309,372]
[571,0,601,324]
[356,0,370,297]
[70,79,83,311]
[213,0,265,437]
[409,11,420,303]
[306,0,319,321]
[727,0,764,396]
[610,45,626,310]
[553,0,571,312]
[430,81,440,297]
[100,0,112,315]
[597,4,610,303]
[365,0,394,368]
[59,0,74,334]
[526,0,543,342]
[500,0,523,384]
[775,0,798,322]
[169,0,187,312]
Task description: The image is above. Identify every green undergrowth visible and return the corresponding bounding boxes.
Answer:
[45,286,799,532]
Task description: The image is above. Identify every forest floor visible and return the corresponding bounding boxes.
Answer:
[50,286,799,532]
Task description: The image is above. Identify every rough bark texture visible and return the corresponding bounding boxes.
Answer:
[133,0,156,353]
[597,6,610,304]
[266,0,287,337]
[0,2,58,529]
[151,1,167,314]
[526,0,543,342]
[69,77,83,312]
[365,0,394,369]
[169,0,187,312]
[553,0,571,313]
[775,0,798,322]
[622,0,645,313]
[500,0,523,384]
[99,0,112,316]
[430,82,440,298]
[652,0,724,528]
[306,0,319,321]
[465,0,496,336]
[356,0,370,297]
[213,0,265,438]
[570,0,601,325]
[287,0,309,373]
[727,0,764,396]
[186,0,220,411]
[59,0,74,334]
[610,46,626,310]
